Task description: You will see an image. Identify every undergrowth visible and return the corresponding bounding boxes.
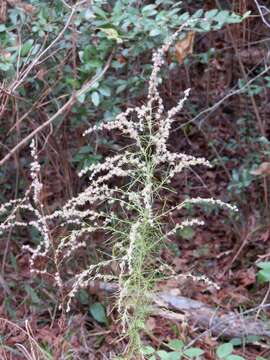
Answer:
[0,24,238,359]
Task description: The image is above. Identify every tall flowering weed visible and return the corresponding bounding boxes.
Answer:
[0,26,237,358]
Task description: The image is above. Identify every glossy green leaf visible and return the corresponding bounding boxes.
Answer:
[77,93,86,104]
[92,5,107,18]
[205,9,218,19]
[0,63,12,71]
[168,352,181,360]
[91,91,100,106]
[199,20,211,31]
[99,86,111,97]
[142,4,158,17]
[257,262,270,270]
[226,356,245,360]
[157,350,170,360]
[142,346,155,355]
[89,302,108,324]
[84,8,94,20]
[116,83,127,94]
[216,343,233,358]
[20,39,34,57]
[183,347,204,358]
[192,9,204,19]
[149,28,162,37]
[215,10,230,25]
[168,339,184,351]
[258,269,270,283]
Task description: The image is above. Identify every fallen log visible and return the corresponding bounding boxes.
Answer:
[86,281,270,339]
[154,292,270,338]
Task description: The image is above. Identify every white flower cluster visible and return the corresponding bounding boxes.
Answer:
[147,49,165,118]
[25,141,52,272]
[154,88,190,157]
[83,108,142,145]
[181,197,238,212]
[126,221,141,275]
[0,192,32,235]
[30,139,42,205]
[78,153,123,177]
[176,272,220,290]
[0,198,26,215]
[167,218,205,237]
[142,183,154,224]
[156,152,212,180]
[66,259,117,312]
[0,141,55,277]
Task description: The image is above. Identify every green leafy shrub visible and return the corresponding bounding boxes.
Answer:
[0,1,249,170]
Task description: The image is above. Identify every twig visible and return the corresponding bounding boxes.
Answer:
[254,0,270,29]
[0,1,85,124]
[173,63,270,132]
[221,217,256,275]
[7,4,76,94]
[257,282,270,320]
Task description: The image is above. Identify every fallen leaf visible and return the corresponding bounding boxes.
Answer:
[233,268,256,287]
[146,317,156,331]
[19,3,36,14]
[260,229,270,242]
[117,55,126,64]
[250,162,270,176]
[0,1,7,23]
[7,333,27,345]
[211,58,223,70]
[36,68,46,81]
[175,32,195,64]
[7,0,36,14]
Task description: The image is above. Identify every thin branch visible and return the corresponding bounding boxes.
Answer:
[254,0,270,29]
[173,63,270,131]
[7,5,76,94]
